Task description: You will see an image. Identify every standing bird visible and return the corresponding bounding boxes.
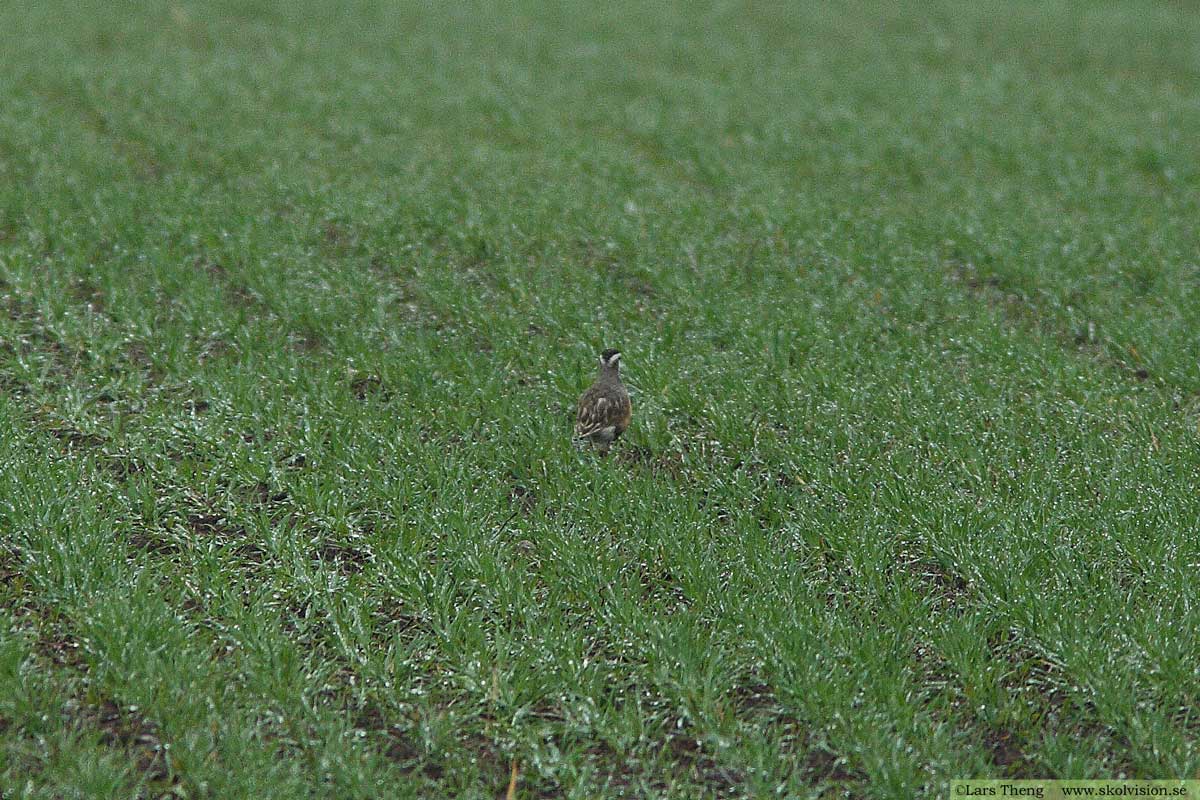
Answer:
[574,348,632,455]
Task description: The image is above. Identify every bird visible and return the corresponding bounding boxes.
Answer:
[574,348,632,456]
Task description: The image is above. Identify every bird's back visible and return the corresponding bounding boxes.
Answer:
[575,374,630,439]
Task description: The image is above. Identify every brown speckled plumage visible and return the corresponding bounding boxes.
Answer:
[574,348,631,455]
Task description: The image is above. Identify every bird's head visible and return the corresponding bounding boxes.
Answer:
[599,348,621,371]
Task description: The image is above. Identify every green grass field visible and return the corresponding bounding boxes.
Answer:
[2,1,1199,797]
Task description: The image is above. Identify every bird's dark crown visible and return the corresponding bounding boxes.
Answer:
[600,348,621,361]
